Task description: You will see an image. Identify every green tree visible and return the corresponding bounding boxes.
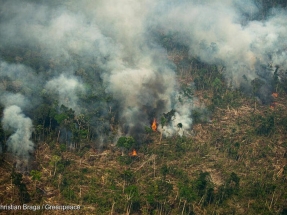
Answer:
[121,169,135,186]
[117,136,135,151]
[194,172,210,197]
[33,104,51,141]
[216,172,240,204]
[50,155,61,176]
[178,182,196,214]
[212,77,222,93]
[255,114,275,136]
[146,180,173,207]
[124,185,140,214]
[30,170,42,190]
[11,171,30,203]
[160,116,167,128]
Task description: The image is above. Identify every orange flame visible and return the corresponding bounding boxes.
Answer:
[152,118,157,131]
[272,92,278,98]
[270,102,276,109]
[131,149,137,156]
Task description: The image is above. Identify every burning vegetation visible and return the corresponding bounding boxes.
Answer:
[270,102,277,109]
[129,149,137,157]
[151,118,157,131]
[272,92,278,98]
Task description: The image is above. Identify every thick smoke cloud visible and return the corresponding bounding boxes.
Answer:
[0,0,286,154]
[0,60,38,166]
[153,0,287,101]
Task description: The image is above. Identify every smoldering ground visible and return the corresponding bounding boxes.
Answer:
[0,0,286,163]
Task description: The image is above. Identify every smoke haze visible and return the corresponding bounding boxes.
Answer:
[0,0,286,160]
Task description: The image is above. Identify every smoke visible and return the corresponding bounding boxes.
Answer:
[159,97,194,137]
[0,0,286,150]
[153,0,287,102]
[0,60,38,167]
[2,105,34,162]
[45,74,85,113]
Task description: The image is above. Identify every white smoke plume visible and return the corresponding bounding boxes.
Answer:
[0,59,39,168]
[159,98,194,137]
[2,105,33,161]
[45,74,85,113]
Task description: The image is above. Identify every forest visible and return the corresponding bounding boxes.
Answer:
[0,0,287,214]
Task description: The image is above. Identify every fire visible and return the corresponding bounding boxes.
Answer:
[152,118,157,131]
[272,92,278,98]
[270,102,276,109]
[131,149,137,156]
